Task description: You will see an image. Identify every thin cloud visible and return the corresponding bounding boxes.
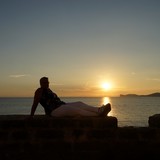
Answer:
[146,78,160,81]
[9,74,30,78]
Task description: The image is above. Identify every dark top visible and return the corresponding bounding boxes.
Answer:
[39,88,66,115]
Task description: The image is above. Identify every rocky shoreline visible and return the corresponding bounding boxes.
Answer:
[0,115,160,160]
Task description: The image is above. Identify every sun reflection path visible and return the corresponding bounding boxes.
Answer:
[101,97,113,116]
[101,97,110,105]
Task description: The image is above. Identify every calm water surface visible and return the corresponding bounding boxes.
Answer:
[0,97,160,127]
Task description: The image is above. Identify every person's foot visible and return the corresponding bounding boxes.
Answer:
[98,103,111,117]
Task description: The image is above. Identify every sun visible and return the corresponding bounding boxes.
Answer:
[101,82,112,91]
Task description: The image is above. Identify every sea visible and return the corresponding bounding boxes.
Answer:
[0,97,160,127]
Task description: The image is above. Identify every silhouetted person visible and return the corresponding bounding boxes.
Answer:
[30,77,111,118]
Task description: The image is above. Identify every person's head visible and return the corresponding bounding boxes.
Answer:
[40,77,49,89]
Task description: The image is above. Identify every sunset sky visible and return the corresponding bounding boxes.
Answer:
[1,0,160,97]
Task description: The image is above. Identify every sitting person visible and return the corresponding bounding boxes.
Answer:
[30,77,111,117]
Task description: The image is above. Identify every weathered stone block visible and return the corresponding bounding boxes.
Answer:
[35,128,64,140]
[5,115,160,160]
[87,128,117,139]
[149,114,160,127]
[11,129,29,141]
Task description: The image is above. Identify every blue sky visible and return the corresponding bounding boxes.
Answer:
[0,0,160,97]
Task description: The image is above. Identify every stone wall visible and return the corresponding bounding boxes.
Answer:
[0,115,160,160]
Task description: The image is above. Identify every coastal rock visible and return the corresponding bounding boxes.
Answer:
[149,114,160,127]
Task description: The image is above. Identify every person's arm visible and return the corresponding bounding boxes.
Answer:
[30,89,41,117]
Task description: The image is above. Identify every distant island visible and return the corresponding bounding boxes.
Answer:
[120,92,160,97]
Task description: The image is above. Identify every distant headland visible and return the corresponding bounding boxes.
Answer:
[120,92,160,97]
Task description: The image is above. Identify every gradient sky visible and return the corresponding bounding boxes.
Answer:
[1,0,160,97]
